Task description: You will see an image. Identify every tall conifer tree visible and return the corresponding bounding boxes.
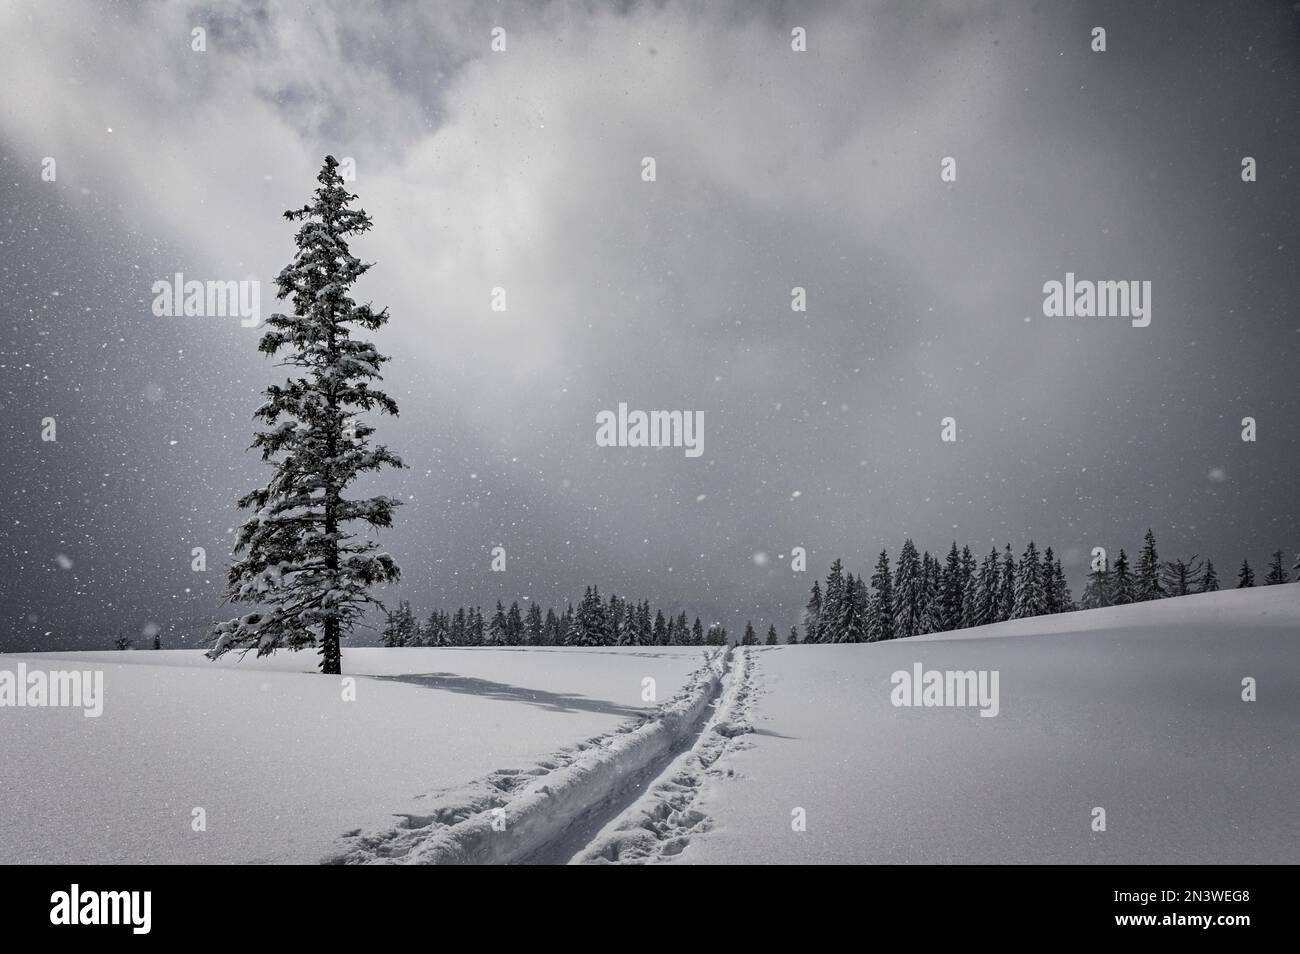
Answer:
[211,156,402,675]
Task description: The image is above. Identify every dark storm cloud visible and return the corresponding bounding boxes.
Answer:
[1,0,1296,651]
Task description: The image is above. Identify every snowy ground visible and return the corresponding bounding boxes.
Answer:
[676,587,1300,864]
[3,588,1296,865]
[0,646,707,864]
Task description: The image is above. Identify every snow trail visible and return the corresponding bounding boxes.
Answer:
[327,647,729,864]
[571,645,757,863]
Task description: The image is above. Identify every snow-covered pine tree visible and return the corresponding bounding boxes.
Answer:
[958,545,976,628]
[1013,541,1044,619]
[1041,546,1059,613]
[1200,560,1220,593]
[506,601,524,645]
[997,544,1017,622]
[941,542,964,631]
[635,601,650,645]
[615,599,636,646]
[1264,550,1289,585]
[741,621,759,646]
[210,156,403,675]
[400,601,419,645]
[919,552,944,634]
[570,587,608,646]
[692,618,705,646]
[1111,549,1135,604]
[1135,529,1165,601]
[652,609,668,645]
[560,603,575,644]
[943,543,963,628]
[765,624,779,645]
[893,540,923,639]
[380,605,402,648]
[839,573,868,643]
[606,594,624,645]
[429,610,450,646]
[970,547,998,626]
[1053,556,1073,611]
[488,601,509,644]
[820,559,846,644]
[868,548,894,641]
[803,580,822,644]
[1237,559,1255,588]
[788,626,799,645]
[1080,553,1112,609]
[526,603,544,644]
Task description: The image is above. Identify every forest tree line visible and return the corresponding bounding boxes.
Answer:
[381,585,729,648]
[382,531,1296,649]
[797,530,1297,644]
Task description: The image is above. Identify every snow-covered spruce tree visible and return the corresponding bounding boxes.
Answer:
[1237,559,1255,588]
[1013,541,1044,619]
[741,621,759,646]
[210,156,403,675]
[958,545,976,628]
[941,542,965,631]
[803,580,822,644]
[652,608,667,645]
[1111,548,1135,604]
[1041,546,1059,613]
[972,547,999,626]
[1135,529,1165,601]
[820,559,846,644]
[1053,556,1074,611]
[766,624,779,645]
[489,601,508,644]
[892,540,923,639]
[1200,560,1220,593]
[1264,550,1289,585]
[997,544,1017,622]
[838,573,868,643]
[867,548,894,642]
[919,552,944,634]
[506,601,524,645]
[1081,554,1112,610]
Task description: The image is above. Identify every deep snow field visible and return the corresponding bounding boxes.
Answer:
[0,645,707,863]
[1,586,1296,865]
[683,586,1300,864]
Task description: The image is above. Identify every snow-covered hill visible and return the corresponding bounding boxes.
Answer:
[1,587,1295,865]
[0,646,708,863]
[677,586,1300,864]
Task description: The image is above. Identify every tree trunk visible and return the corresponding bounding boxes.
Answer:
[321,618,341,674]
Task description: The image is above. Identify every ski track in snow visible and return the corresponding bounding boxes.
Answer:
[571,644,758,864]
[326,646,736,865]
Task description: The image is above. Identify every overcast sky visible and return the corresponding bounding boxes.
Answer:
[1,0,1297,651]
